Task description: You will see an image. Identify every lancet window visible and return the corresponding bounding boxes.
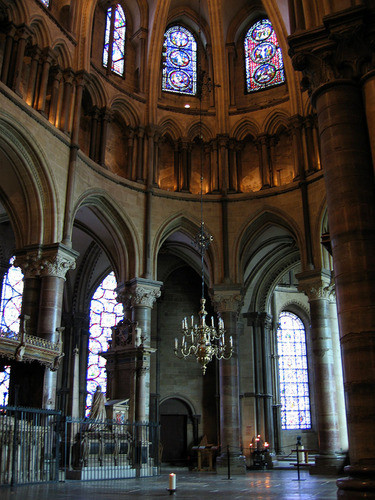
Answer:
[162,25,197,95]
[85,272,123,414]
[244,18,285,93]
[103,3,126,76]
[277,311,311,430]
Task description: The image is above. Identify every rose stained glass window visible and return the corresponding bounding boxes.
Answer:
[103,4,126,76]
[0,256,24,334]
[277,311,311,430]
[162,26,197,95]
[85,272,123,415]
[244,19,285,93]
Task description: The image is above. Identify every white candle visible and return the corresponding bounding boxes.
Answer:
[191,315,194,327]
[169,472,176,490]
[211,316,214,327]
[175,338,178,350]
[230,336,233,347]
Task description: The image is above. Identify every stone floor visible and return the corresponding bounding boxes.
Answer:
[0,469,339,499]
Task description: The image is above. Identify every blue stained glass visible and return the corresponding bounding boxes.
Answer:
[277,311,311,430]
[39,0,50,7]
[162,26,197,95]
[0,366,10,406]
[244,19,285,93]
[0,257,24,334]
[85,272,123,415]
[103,4,126,76]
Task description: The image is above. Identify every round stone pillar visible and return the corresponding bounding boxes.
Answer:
[212,286,246,474]
[289,9,375,494]
[298,270,342,472]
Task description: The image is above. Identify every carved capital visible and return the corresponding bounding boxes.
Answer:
[39,245,78,279]
[296,270,333,302]
[288,6,372,96]
[210,285,243,314]
[123,278,162,309]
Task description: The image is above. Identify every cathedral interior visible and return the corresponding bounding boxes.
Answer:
[0,0,375,497]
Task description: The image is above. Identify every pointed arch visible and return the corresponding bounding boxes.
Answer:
[110,96,140,128]
[153,212,220,288]
[158,117,183,142]
[231,119,260,141]
[0,112,58,247]
[29,15,52,47]
[72,189,140,281]
[52,39,73,68]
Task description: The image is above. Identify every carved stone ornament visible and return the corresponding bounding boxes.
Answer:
[126,285,161,308]
[297,271,333,302]
[40,253,76,279]
[210,287,244,314]
[288,6,373,97]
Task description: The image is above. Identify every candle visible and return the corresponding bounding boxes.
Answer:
[230,336,233,347]
[175,338,178,350]
[191,315,194,327]
[211,316,214,327]
[169,473,176,490]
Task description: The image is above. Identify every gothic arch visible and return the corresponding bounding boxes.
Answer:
[153,212,219,288]
[53,39,73,68]
[72,189,139,280]
[0,112,58,247]
[29,16,52,48]
[231,119,259,141]
[158,117,183,142]
[263,109,290,135]
[110,96,140,128]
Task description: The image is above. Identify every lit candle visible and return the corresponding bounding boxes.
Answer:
[211,316,214,327]
[175,338,178,350]
[230,336,233,347]
[169,472,176,490]
[191,315,194,327]
[182,335,185,346]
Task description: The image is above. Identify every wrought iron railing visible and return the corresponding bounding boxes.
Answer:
[64,417,160,480]
[0,405,62,485]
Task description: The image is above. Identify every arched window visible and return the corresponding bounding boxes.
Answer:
[0,257,24,406]
[277,311,311,430]
[244,18,285,93]
[85,272,123,415]
[103,4,126,76]
[0,257,24,334]
[162,25,197,95]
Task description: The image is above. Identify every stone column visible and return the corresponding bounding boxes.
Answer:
[126,129,135,179]
[304,116,318,173]
[60,69,74,133]
[217,135,229,193]
[1,24,15,85]
[38,244,78,409]
[173,142,180,191]
[36,48,55,115]
[211,286,246,474]
[99,108,112,167]
[257,134,271,189]
[227,43,236,107]
[12,25,31,96]
[290,8,375,494]
[288,115,304,180]
[48,66,62,126]
[180,139,190,192]
[26,45,41,107]
[136,126,145,182]
[244,312,274,450]
[115,278,162,422]
[297,270,343,472]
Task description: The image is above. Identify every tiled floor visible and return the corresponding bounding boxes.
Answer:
[1,469,339,499]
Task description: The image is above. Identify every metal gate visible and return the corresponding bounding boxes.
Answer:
[64,418,160,480]
[0,405,61,485]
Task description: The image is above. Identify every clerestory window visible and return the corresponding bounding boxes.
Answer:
[103,3,126,76]
[244,18,285,93]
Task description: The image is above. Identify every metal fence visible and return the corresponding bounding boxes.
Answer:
[64,418,160,480]
[0,405,62,485]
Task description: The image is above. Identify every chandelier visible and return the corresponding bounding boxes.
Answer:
[174,3,233,373]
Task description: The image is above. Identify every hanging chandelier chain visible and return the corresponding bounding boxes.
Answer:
[174,0,233,375]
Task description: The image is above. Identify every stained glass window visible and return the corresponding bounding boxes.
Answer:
[103,4,126,76]
[162,25,197,95]
[0,257,24,334]
[0,366,10,406]
[277,311,311,430]
[39,0,50,7]
[85,272,123,415]
[244,18,285,93]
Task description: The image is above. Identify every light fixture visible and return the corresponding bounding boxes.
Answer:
[174,0,233,374]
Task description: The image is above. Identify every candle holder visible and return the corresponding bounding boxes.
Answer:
[167,488,176,495]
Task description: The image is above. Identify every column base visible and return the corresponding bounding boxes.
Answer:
[310,454,347,475]
[337,465,375,498]
[215,452,246,475]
